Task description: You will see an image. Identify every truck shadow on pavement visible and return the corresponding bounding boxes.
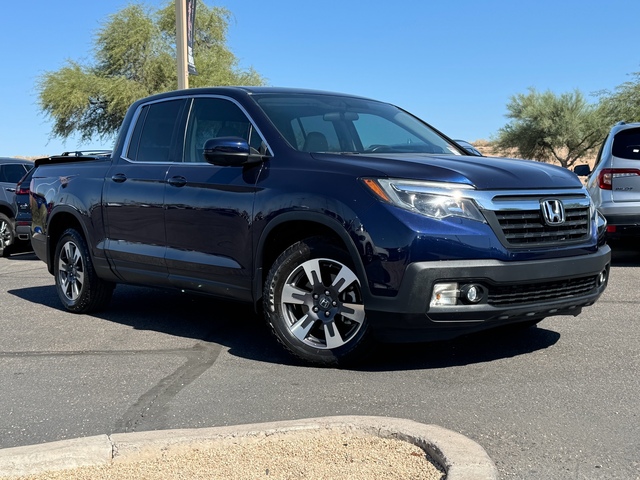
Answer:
[360,326,559,371]
[609,240,640,267]
[11,279,561,371]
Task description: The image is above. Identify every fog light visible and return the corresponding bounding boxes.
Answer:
[430,283,458,306]
[460,284,486,304]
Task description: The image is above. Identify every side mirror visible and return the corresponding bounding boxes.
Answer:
[203,137,264,166]
[573,164,591,177]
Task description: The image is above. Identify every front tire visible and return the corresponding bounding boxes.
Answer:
[264,237,373,366]
[54,228,114,313]
[0,213,15,257]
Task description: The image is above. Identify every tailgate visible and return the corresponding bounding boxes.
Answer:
[611,127,640,202]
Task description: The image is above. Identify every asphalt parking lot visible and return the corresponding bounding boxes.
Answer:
[0,245,638,479]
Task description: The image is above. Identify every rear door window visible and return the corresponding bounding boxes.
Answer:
[126,100,186,162]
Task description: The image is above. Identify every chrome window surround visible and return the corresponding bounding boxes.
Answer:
[120,94,273,164]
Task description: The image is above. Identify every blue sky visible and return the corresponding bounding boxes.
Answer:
[1,0,638,158]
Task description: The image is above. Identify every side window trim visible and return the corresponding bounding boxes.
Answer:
[125,106,149,161]
[122,95,272,164]
[121,98,188,163]
[593,135,608,169]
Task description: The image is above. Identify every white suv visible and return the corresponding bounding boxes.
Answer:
[575,121,640,241]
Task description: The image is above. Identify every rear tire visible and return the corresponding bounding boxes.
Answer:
[54,228,114,313]
[264,236,374,367]
[0,213,15,257]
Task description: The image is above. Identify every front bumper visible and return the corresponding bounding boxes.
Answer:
[366,245,611,342]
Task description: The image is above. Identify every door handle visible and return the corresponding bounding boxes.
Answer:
[111,173,127,183]
[167,176,187,187]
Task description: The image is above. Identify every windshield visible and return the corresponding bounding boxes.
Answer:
[253,93,463,155]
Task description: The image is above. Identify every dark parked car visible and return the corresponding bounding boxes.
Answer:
[13,166,36,248]
[30,87,610,366]
[0,157,33,256]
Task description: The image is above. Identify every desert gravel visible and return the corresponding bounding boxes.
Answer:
[5,429,445,480]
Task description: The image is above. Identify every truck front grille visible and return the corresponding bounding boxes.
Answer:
[484,197,592,248]
[488,274,597,306]
[495,205,590,246]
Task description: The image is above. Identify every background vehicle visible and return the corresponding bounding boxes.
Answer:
[13,167,36,249]
[574,121,640,241]
[29,87,610,366]
[453,139,483,156]
[0,157,33,256]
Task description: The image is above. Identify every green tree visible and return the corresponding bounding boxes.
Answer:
[37,1,265,144]
[493,88,608,169]
[597,71,640,125]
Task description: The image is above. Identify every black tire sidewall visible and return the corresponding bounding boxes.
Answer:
[0,213,15,257]
[264,237,372,366]
[53,229,101,313]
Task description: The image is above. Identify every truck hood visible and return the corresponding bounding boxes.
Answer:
[318,153,583,190]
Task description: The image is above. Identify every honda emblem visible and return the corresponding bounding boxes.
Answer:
[541,199,565,225]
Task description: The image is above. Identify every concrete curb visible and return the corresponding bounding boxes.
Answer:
[0,416,498,479]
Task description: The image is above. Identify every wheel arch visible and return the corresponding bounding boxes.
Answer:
[45,207,92,274]
[0,202,15,220]
[254,212,367,305]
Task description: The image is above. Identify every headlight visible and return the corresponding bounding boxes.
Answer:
[362,178,486,222]
[589,196,607,244]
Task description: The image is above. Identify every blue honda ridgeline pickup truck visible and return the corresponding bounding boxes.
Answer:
[30,87,611,366]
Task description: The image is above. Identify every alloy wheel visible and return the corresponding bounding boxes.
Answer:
[57,241,86,302]
[279,257,365,349]
[0,219,10,251]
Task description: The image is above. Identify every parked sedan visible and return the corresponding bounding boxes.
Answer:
[0,157,33,256]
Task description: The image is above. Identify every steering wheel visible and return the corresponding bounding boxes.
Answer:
[363,144,389,153]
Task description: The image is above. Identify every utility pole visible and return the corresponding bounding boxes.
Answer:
[176,0,188,89]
